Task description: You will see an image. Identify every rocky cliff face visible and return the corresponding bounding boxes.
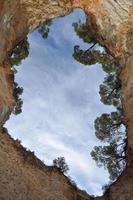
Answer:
[0,0,133,200]
[0,130,90,200]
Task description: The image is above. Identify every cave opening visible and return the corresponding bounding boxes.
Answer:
[5,8,127,196]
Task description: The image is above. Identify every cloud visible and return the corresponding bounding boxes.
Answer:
[6,8,114,196]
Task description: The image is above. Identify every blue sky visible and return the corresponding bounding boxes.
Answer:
[6,9,115,196]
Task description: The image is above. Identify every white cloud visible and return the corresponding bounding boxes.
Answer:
[6,9,114,196]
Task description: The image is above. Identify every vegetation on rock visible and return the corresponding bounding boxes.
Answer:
[73,20,126,182]
[10,37,29,66]
[53,157,69,174]
[38,20,52,39]
[10,37,29,115]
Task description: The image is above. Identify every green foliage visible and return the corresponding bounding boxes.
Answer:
[73,46,101,66]
[13,82,23,115]
[94,111,122,142]
[73,45,119,68]
[9,37,30,115]
[73,20,126,182]
[73,21,121,109]
[72,20,117,69]
[13,99,23,115]
[73,21,96,44]
[10,37,29,66]
[99,75,121,108]
[92,99,125,181]
[91,141,126,180]
[13,82,23,98]
[73,38,121,109]
[73,45,121,108]
[38,20,52,39]
[53,157,69,174]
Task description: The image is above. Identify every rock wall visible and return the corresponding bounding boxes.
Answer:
[0,130,90,200]
[0,0,133,199]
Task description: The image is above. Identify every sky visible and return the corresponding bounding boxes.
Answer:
[6,9,115,196]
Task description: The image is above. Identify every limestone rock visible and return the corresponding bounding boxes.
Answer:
[0,0,133,199]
